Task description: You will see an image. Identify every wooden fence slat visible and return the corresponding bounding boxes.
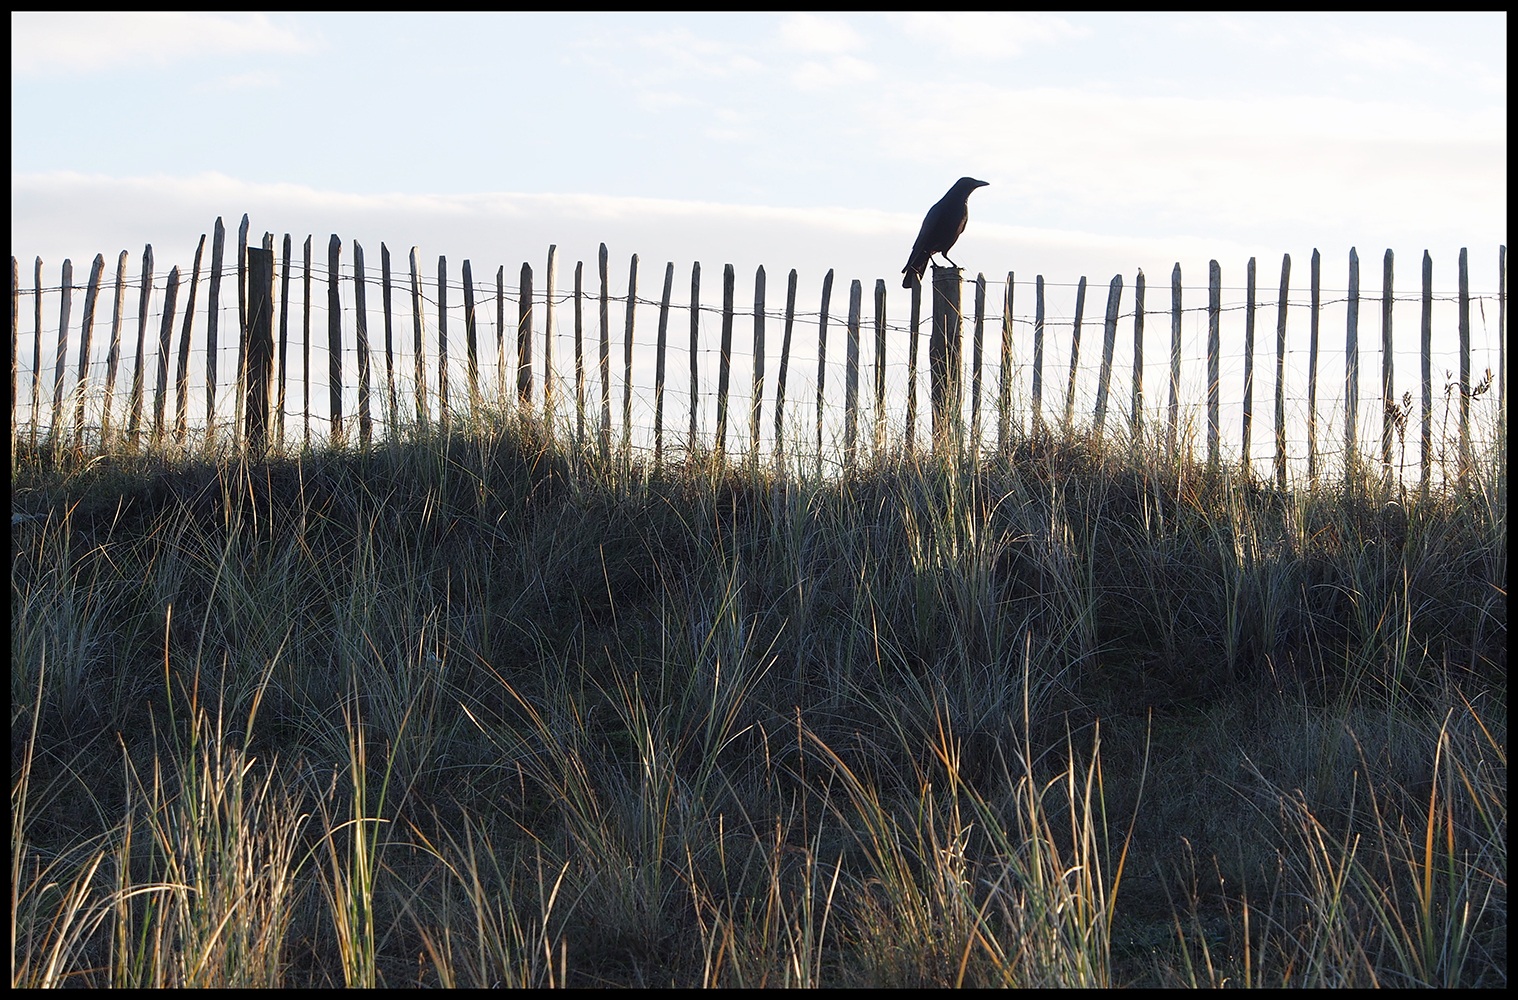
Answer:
[815,269,833,471]
[1207,260,1220,469]
[233,214,248,440]
[463,258,478,415]
[1500,245,1507,414]
[1093,272,1121,438]
[1380,249,1394,471]
[844,277,861,467]
[545,245,557,421]
[521,261,535,405]
[716,263,735,457]
[9,258,16,445]
[245,246,274,456]
[73,253,105,449]
[1458,246,1470,480]
[305,237,314,446]
[1168,264,1181,458]
[1345,247,1359,478]
[622,254,637,456]
[999,272,1013,452]
[1241,257,1255,472]
[970,273,985,454]
[205,219,224,445]
[436,254,448,429]
[356,242,372,445]
[1131,269,1144,443]
[873,278,887,458]
[329,236,344,443]
[176,237,205,443]
[379,242,395,439]
[31,257,42,447]
[654,260,673,465]
[1063,275,1087,435]
[1420,250,1431,493]
[50,258,73,445]
[280,236,293,448]
[408,246,424,432]
[689,261,700,452]
[496,265,506,401]
[598,244,610,459]
[1307,249,1321,482]
[774,268,797,464]
[575,260,585,445]
[101,250,129,445]
[1033,275,1045,437]
[152,266,179,444]
[905,274,921,452]
[752,265,766,459]
[128,246,153,448]
[1274,254,1290,489]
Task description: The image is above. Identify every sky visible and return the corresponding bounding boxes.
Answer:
[9,12,1507,469]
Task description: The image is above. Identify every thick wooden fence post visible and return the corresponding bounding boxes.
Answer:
[379,242,395,441]
[970,273,985,456]
[463,258,479,418]
[1207,260,1220,470]
[1242,257,1256,473]
[1458,246,1470,483]
[1345,247,1360,482]
[280,236,293,448]
[654,260,673,465]
[930,265,963,452]
[1063,276,1087,435]
[1380,249,1394,473]
[999,272,1014,452]
[407,247,425,430]
[815,269,833,472]
[545,245,557,423]
[128,245,153,449]
[873,278,887,459]
[101,250,129,446]
[73,253,105,450]
[752,266,766,460]
[520,261,535,406]
[356,242,372,445]
[245,246,274,456]
[206,219,225,447]
[1093,272,1121,439]
[688,262,700,452]
[436,254,449,431]
[1033,275,1045,438]
[176,237,206,443]
[774,268,797,465]
[152,266,179,444]
[328,236,344,443]
[716,263,735,458]
[1274,254,1290,489]
[50,259,71,445]
[599,244,611,460]
[906,274,921,453]
[1419,251,1432,495]
[843,277,861,468]
[1131,269,1144,444]
[1307,249,1321,483]
[1167,264,1181,459]
[622,255,637,457]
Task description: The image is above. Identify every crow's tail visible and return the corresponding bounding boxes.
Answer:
[902,251,929,289]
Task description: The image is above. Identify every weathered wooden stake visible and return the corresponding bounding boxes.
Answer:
[176,237,206,443]
[906,274,921,453]
[205,219,225,446]
[1167,264,1181,459]
[328,236,344,443]
[815,269,833,473]
[101,250,129,446]
[379,242,395,439]
[716,263,735,457]
[970,273,985,456]
[463,258,479,417]
[930,265,963,452]
[999,272,1014,452]
[654,260,674,465]
[520,261,535,405]
[1131,269,1145,444]
[128,245,153,448]
[1063,275,1087,434]
[1241,257,1256,473]
[355,242,372,446]
[408,247,425,430]
[73,254,105,450]
[1345,247,1360,480]
[244,246,274,456]
[1033,275,1045,438]
[1274,254,1291,489]
[1307,249,1321,482]
[304,238,314,446]
[436,254,449,430]
[31,256,43,448]
[1380,249,1394,472]
[774,268,797,464]
[233,214,248,441]
[689,262,701,453]
[622,254,637,458]
[1420,250,1432,494]
[873,278,887,458]
[575,260,585,445]
[1093,272,1121,438]
[598,244,611,460]
[843,277,862,468]
[1207,260,1220,470]
[752,265,766,460]
[280,235,293,448]
[545,245,557,423]
[1458,246,1470,482]
[152,266,179,444]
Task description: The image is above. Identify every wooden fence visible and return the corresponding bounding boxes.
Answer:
[11,217,1507,488]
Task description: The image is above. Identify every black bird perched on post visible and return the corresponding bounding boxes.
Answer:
[901,177,989,289]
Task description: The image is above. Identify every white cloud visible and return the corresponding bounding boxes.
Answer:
[778,13,863,55]
[201,70,282,92]
[790,55,878,91]
[11,12,319,76]
[890,12,1086,58]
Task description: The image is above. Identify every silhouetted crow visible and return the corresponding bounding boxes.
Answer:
[901,177,989,289]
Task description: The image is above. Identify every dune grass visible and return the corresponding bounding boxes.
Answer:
[10,403,1506,987]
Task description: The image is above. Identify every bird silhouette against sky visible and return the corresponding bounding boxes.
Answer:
[901,177,989,289]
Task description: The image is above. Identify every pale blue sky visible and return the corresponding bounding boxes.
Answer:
[10,12,1507,467]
